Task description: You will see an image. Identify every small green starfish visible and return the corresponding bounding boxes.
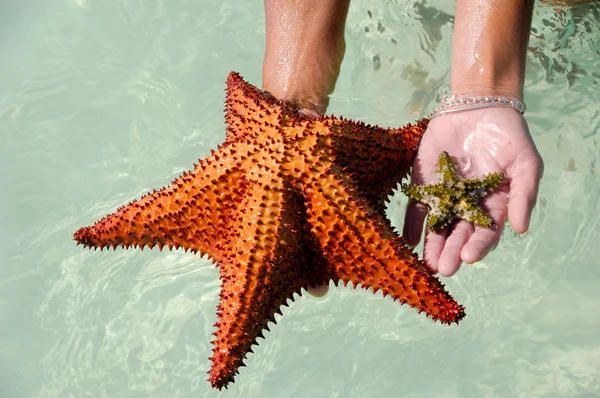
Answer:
[401,151,504,231]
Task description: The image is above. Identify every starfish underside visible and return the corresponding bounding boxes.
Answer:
[74,72,465,390]
[402,151,504,231]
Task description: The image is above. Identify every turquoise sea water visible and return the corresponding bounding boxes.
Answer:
[1,1,599,397]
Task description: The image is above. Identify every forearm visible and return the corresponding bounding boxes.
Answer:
[450,0,535,100]
[263,0,350,114]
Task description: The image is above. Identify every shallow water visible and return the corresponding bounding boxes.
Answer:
[1,1,599,397]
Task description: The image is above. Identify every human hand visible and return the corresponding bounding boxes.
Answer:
[402,107,544,277]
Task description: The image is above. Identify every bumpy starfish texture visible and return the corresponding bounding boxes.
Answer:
[401,151,504,231]
[74,72,465,390]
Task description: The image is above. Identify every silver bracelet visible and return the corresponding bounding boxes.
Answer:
[429,93,526,118]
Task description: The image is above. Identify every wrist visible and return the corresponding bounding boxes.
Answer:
[430,93,526,118]
[262,65,335,115]
[262,0,349,115]
[450,77,524,102]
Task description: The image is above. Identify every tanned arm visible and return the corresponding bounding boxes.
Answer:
[450,0,535,100]
[262,0,350,115]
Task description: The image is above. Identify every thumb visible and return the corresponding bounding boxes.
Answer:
[403,199,428,246]
[307,283,329,297]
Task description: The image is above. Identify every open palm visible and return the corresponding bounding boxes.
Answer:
[403,107,544,276]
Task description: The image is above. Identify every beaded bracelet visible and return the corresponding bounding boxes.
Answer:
[429,93,526,118]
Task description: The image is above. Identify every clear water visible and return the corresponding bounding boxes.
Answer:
[1,1,599,397]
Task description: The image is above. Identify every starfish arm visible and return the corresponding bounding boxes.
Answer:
[438,151,460,183]
[401,182,450,206]
[401,182,425,202]
[73,141,266,261]
[326,117,427,212]
[463,172,504,195]
[455,201,495,227]
[224,72,286,144]
[208,181,319,389]
[303,164,465,324]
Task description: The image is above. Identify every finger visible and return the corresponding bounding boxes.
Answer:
[423,227,449,274]
[307,283,329,298]
[461,192,508,264]
[403,200,428,246]
[461,223,503,264]
[437,221,474,277]
[507,158,544,234]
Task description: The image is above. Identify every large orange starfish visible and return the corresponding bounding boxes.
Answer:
[74,72,465,389]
